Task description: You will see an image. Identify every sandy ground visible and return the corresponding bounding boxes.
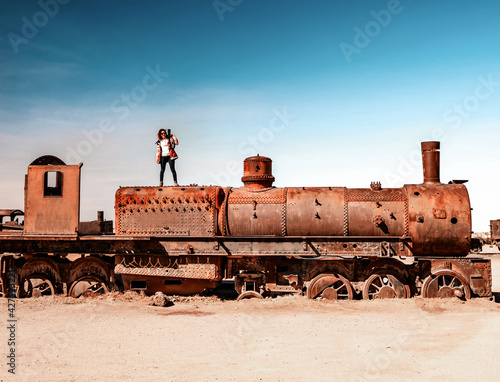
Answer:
[1,256,500,382]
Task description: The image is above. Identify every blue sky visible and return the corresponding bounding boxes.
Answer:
[1,0,499,231]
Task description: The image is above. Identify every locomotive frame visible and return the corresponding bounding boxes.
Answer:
[0,142,493,301]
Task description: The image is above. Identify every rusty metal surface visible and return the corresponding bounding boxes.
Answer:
[226,187,286,236]
[286,187,345,236]
[120,275,218,295]
[115,254,221,276]
[0,211,24,233]
[78,220,113,235]
[24,158,82,236]
[79,211,113,235]
[115,263,217,279]
[346,188,406,237]
[0,210,24,219]
[241,155,275,188]
[115,254,219,280]
[307,273,354,300]
[423,257,492,298]
[405,184,471,256]
[421,141,440,184]
[68,257,113,287]
[490,220,500,244]
[115,186,220,236]
[115,254,222,295]
[362,273,410,299]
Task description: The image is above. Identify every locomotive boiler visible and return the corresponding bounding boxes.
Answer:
[0,141,493,301]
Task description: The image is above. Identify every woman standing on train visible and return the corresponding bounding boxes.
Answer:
[156,129,179,187]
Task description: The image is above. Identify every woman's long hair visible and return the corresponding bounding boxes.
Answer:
[157,129,167,141]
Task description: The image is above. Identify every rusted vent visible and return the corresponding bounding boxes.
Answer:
[241,155,275,188]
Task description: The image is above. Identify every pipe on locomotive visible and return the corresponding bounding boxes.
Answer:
[421,141,440,184]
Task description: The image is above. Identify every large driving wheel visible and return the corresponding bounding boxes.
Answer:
[307,273,354,300]
[69,276,109,298]
[421,270,471,300]
[362,273,409,300]
[19,275,55,298]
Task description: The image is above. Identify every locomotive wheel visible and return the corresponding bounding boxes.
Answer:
[69,276,109,298]
[362,273,409,300]
[19,275,55,298]
[237,291,264,301]
[421,270,471,300]
[0,278,4,298]
[307,273,354,300]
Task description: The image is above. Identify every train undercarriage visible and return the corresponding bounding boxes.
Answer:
[0,235,492,301]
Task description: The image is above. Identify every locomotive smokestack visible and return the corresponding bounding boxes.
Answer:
[421,141,440,184]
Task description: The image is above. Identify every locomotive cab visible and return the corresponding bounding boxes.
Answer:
[24,155,82,237]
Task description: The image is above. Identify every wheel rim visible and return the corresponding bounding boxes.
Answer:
[20,276,55,298]
[237,291,264,301]
[307,274,354,300]
[422,271,471,300]
[362,273,409,300]
[0,278,4,298]
[69,276,108,298]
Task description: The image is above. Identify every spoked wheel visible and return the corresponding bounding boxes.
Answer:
[236,291,264,301]
[307,273,354,300]
[421,270,471,300]
[362,273,409,300]
[20,275,55,298]
[69,276,109,298]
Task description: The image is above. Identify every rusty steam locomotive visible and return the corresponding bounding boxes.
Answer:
[0,141,493,300]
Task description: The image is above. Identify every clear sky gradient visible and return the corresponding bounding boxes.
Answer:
[1,0,499,232]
